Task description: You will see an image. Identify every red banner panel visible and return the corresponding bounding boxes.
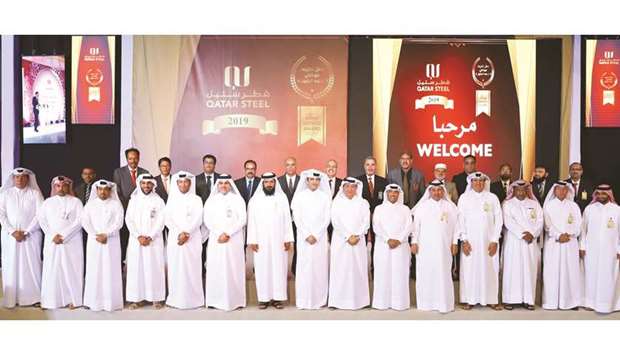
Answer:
[586,39,620,127]
[71,36,115,125]
[386,40,522,181]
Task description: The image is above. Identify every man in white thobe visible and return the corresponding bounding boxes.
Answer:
[411,180,458,313]
[0,168,44,308]
[291,169,331,310]
[165,171,205,309]
[125,174,166,309]
[542,181,583,310]
[501,180,543,310]
[457,172,503,310]
[371,184,412,311]
[204,174,247,311]
[329,177,371,310]
[81,180,125,311]
[38,176,84,309]
[247,172,294,309]
[580,184,620,313]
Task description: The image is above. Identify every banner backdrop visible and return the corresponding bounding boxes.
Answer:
[374,39,536,181]
[160,36,348,177]
[71,36,115,125]
[585,39,620,127]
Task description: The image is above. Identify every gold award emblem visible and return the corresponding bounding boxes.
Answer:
[85,68,103,102]
[440,212,448,222]
[483,202,491,212]
[607,217,615,229]
[472,57,495,117]
[567,213,574,224]
[290,55,335,146]
[600,72,618,106]
[529,208,537,220]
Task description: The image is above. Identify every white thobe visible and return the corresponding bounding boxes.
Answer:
[457,191,503,306]
[542,198,583,309]
[502,198,543,305]
[581,202,620,313]
[329,197,370,309]
[81,198,125,311]
[125,193,166,303]
[204,193,247,311]
[371,201,412,311]
[412,199,458,313]
[38,195,84,309]
[165,193,205,309]
[247,194,294,302]
[291,189,331,309]
[0,187,43,307]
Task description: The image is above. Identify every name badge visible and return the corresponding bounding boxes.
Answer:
[529,208,537,220]
[440,212,448,222]
[607,217,616,229]
[581,191,588,201]
[483,202,490,212]
[150,208,156,219]
[378,191,383,200]
[567,213,574,224]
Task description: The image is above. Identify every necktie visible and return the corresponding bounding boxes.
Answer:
[538,181,544,196]
[247,179,252,194]
[288,177,294,193]
[163,176,168,192]
[503,181,509,194]
[130,169,137,186]
[85,183,91,203]
[368,176,375,196]
[206,175,212,196]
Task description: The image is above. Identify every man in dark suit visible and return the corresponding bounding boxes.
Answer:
[278,157,300,205]
[113,147,150,264]
[490,163,513,204]
[194,154,220,280]
[565,162,593,212]
[325,159,342,199]
[325,159,342,243]
[531,164,552,206]
[234,159,261,206]
[32,91,40,132]
[386,152,425,208]
[74,167,97,205]
[357,156,388,276]
[277,157,300,275]
[195,154,220,204]
[154,157,172,203]
[452,154,477,197]
[73,166,97,271]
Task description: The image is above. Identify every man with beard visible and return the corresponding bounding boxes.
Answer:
[490,163,513,203]
[531,165,551,205]
[580,184,620,313]
[247,172,294,309]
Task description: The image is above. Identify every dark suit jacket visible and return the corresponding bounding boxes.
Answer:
[531,179,552,206]
[234,177,261,206]
[490,180,511,204]
[357,174,388,213]
[113,165,149,209]
[452,171,469,197]
[564,178,594,212]
[154,174,170,203]
[73,181,93,206]
[386,168,425,208]
[278,174,300,205]
[328,177,342,199]
[195,172,220,204]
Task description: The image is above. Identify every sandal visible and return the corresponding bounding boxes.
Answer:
[489,304,503,311]
[153,302,164,310]
[258,302,269,309]
[273,301,285,309]
[461,304,473,310]
[525,304,535,311]
[503,304,514,310]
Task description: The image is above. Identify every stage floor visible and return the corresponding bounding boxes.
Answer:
[2,277,619,320]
